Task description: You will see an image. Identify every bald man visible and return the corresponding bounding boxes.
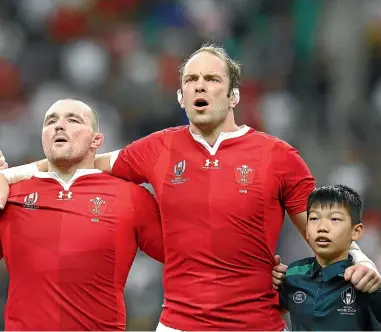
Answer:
[0,99,164,331]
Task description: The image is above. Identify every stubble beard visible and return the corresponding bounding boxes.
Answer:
[47,145,77,166]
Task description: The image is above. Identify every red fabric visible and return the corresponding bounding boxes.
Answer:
[1,172,163,330]
[112,126,316,330]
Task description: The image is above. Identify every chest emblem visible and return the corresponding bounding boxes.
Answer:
[88,196,108,222]
[171,160,188,184]
[23,192,39,210]
[337,286,357,315]
[293,291,307,304]
[234,165,255,186]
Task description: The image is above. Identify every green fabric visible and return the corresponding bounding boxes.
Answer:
[280,256,381,331]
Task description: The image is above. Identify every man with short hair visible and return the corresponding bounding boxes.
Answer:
[0,99,164,330]
[0,45,379,331]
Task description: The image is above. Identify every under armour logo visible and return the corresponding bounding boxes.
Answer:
[205,159,219,167]
[58,191,73,200]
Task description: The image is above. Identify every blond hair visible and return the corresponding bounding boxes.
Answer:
[179,43,242,94]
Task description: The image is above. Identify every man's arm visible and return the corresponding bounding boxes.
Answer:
[131,185,164,263]
[95,152,115,174]
[0,128,167,207]
[0,210,6,260]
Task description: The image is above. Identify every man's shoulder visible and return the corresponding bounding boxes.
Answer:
[99,174,155,198]
[162,125,189,134]
[246,129,289,145]
[8,177,43,200]
[141,126,188,141]
[243,130,300,156]
[286,257,315,278]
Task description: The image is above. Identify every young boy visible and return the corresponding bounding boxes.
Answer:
[279,184,381,331]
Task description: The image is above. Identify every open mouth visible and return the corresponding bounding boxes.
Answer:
[194,98,209,108]
[315,236,331,244]
[54,137,68,143]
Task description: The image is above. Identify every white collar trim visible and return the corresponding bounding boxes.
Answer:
[189,125,251,155]
[34,169,102,191]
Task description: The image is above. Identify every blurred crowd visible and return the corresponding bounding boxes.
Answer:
[0,0,381,329]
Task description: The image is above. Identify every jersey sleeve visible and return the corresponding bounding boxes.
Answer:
[130,185,164,263]
[111,130,167,184]
[0,210,7,260]
[366,288,381,330]
[272,140,316,215]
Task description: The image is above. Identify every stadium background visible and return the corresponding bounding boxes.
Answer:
[0,0,380,330]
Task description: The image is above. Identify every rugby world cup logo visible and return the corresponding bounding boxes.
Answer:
[23,192,39,209]
[174,160,186,177]
[341,286,356,305]
[24,192,38,206]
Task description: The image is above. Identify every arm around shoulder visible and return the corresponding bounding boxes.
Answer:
[272,140,316,216]
[131,185,164,263]
[95,151,118,173]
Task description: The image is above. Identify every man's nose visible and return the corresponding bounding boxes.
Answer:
[195,77,206,93]
[54,119,66,131]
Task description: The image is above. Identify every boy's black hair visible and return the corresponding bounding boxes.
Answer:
[307,185,363,224]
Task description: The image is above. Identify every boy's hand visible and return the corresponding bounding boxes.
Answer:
[272,255,287,290]
[344,263,381,293]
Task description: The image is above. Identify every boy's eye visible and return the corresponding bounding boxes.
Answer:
[309,217,318,221]
[331,218,342,222]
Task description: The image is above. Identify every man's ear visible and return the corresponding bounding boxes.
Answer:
[91,133,104,149]
[229,88,240,109]
[177,89,184,108]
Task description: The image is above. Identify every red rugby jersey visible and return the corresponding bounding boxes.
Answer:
[0,169,163,331]
[112,125,316,330]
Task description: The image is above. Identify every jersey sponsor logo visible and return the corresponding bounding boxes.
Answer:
[171,160,188,184]
[234,165,254,186]
[57,191,73,200]
[203,159,220,169]
[337,286,357,315]
[293,291,306,304]
[88,196,108,222]
[23,192,39,210]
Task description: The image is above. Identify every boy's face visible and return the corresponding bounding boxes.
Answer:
[306,204,364,265]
